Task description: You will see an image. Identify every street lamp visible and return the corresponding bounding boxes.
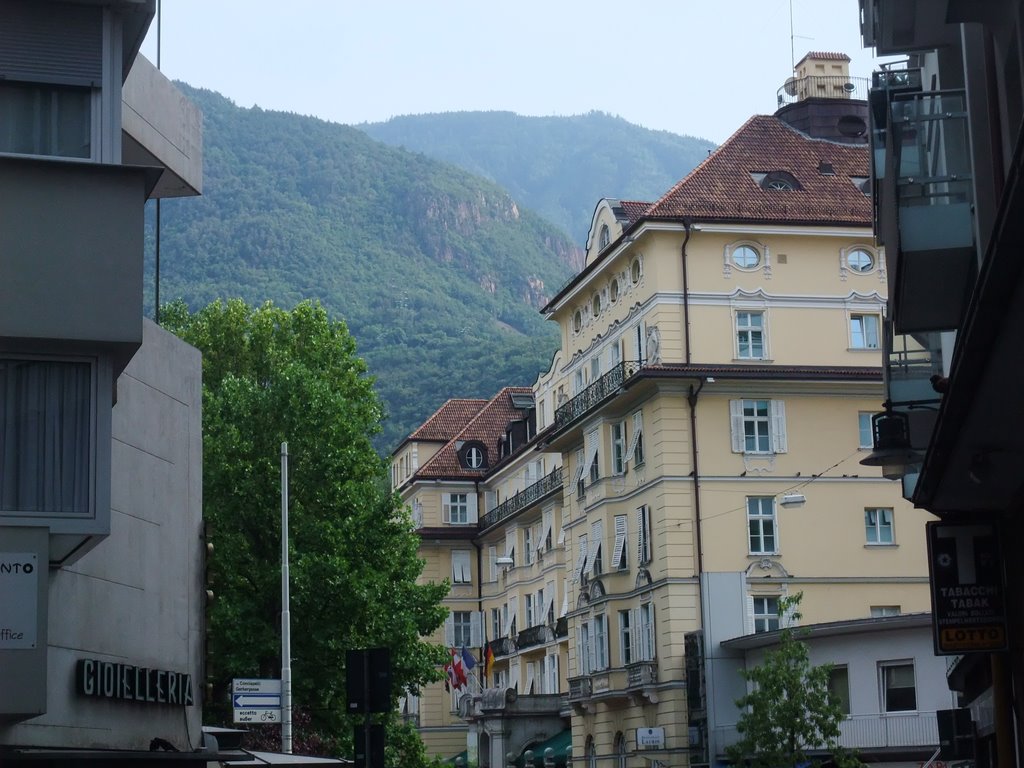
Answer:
[859,404,923,480]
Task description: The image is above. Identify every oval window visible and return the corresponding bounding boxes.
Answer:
[609,278,620,303]
[847,248,875,273]
[630,258,642,284]
[592,293,602,316]
[573,309,583,333]
[732,245,761,269]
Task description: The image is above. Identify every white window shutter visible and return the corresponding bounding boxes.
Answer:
[730,400,745,453]
[572,448,586,487]
[637,506,650,565]
[629,607,640,663]
[746,594,755,635]
[543,509,553,545]
[488,546,497,581]
[467,494,479,523]
[557,525,566,546]
[624,413,642,463]
[581,429,599,479]
[470,611,483,647]
[442,494,452,523]
[544,580,555,619]
[484,490,497,513]
[504,597,516,635]
[771,400,788,453]
[585,519,603,575]
[560,589,568,618]
[526,662,536,694]
[573,534,588,583]
[612,514,628,569]
[444,614,454,647]
[588,626,597,673]
[510,659,521,692]
[646,605,657,660]
[553,654,560,692]
[505,530,516,558]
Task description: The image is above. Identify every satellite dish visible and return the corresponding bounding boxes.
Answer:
[783,77,798,96]
[842,81,857,93]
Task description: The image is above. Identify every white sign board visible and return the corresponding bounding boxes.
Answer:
[233,679,281,724]
[0,553,38,649]
[636,727,665,749]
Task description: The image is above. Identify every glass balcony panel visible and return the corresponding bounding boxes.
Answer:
[886,328,944,406]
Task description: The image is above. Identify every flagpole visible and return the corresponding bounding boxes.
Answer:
[281,442,292,754]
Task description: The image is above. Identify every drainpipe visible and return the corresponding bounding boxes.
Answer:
[681,220,694,365]
[683,220,706,619]
[474,482,484,689]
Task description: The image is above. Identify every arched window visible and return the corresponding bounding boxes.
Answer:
[586,736,597,768]
[614,732,627,768]
[599,224,611,249]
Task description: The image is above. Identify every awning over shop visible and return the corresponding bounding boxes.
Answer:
[515,729,571,768]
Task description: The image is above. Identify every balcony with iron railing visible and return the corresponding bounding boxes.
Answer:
[553,361,641,432]
[714,710,939,755]
[777,75,869,107]
[516,624,553,651]
[479,467,564,530]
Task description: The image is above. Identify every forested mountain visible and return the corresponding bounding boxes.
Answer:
[360,111,716,243]
[150,87,578,451]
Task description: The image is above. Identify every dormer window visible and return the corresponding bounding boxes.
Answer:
[459,441,488,470]
[599,224,610,250]
[759,171,802,191]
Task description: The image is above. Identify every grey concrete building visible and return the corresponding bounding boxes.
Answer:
[0,1,206,764]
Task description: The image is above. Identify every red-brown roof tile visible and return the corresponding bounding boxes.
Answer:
[620,200,652,226]
[644,115,870,226]
[415,387,534,479]
[407,398,487,443]
[797,51,852,64]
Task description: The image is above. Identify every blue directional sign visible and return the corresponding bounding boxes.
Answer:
[233,678,282,724]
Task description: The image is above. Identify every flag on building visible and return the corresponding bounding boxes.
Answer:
[445,647,467,690]
[484,643,495,680]
[461,646,477,671]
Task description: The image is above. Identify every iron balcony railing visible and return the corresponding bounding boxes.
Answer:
[488,637,516,658]
[480,467,564,530]
[554,361,641,431]
[777,75,869,106]
[516,624,549,650]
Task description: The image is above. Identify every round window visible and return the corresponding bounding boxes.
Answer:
[847,248,875,273]
[609,278,620,303]
[466,446,484,469]
[573,310,583,333]
[630,258,642,284]
[732,244,761,269]
[592,293,602,316]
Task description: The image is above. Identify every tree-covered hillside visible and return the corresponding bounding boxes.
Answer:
[361,111,716,243]
[149,87,577,451]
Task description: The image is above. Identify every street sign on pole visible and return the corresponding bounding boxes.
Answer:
[233,679,282,724]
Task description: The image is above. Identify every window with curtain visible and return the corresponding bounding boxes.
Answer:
[0,359,91,515]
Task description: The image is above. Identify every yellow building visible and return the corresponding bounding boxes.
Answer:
[394,53,935,768]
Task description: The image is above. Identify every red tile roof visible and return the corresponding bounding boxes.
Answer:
[415,387,535,479]
[797,51,852,64]
[644,115,870,226]
[620,200,652,226]
[405,398,487,444]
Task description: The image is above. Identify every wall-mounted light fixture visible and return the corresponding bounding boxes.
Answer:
[859,404,923,480]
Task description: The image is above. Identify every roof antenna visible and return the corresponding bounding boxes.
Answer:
[789,0,795,71]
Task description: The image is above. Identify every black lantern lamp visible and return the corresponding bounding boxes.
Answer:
[859,404,923,480]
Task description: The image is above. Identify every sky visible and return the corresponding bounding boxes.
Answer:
[140,0,885,145]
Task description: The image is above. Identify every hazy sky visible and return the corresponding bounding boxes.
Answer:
[140,1,885,145]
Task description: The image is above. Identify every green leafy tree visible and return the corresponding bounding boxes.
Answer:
[162,298,449,760]
[726,594,861,768]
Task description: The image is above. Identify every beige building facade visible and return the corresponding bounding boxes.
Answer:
[394,53,936,768]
